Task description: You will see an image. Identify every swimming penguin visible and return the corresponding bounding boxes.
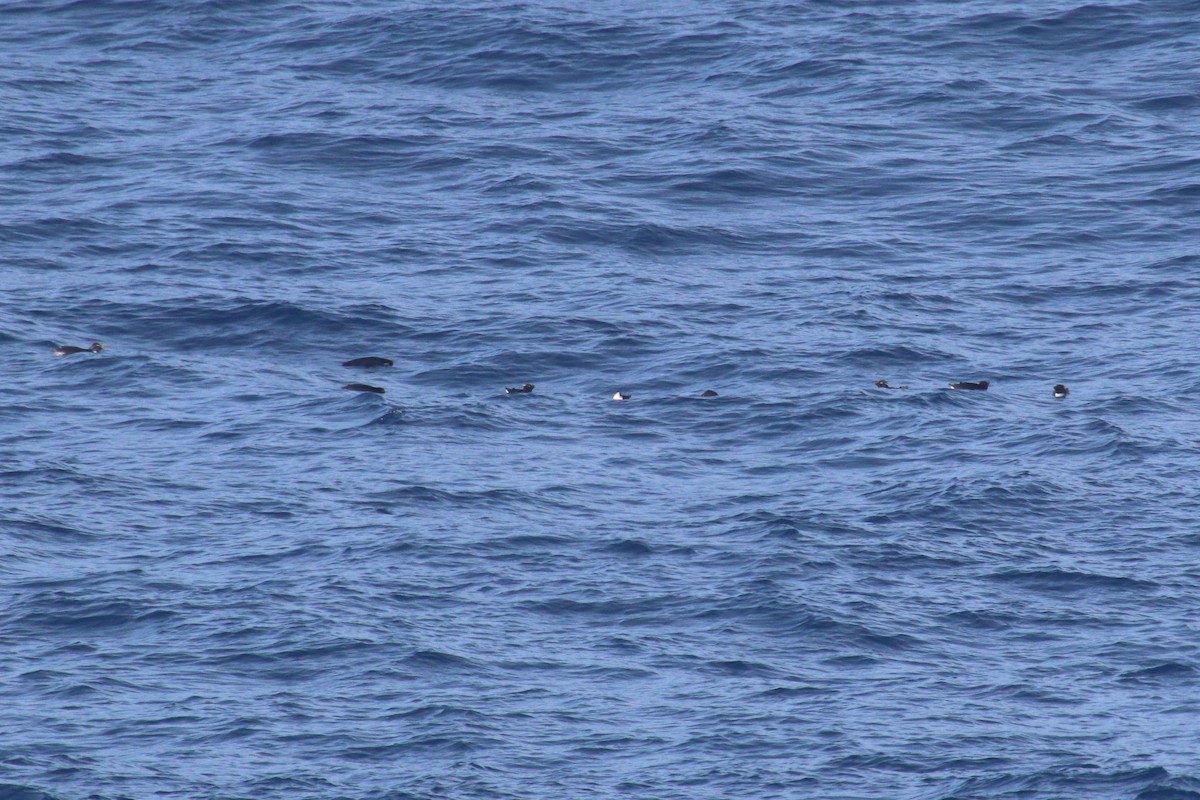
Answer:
[505,383,535,394]
[343,383,385,394]
[343,356,393,368]
[875,380,908,389]
[949,380,989,391]
[1053,384,1069,398]
[54,342,104,357]
[701,389,719,397]
[612,391,631,401]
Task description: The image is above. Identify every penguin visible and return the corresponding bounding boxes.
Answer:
[343,383,385,394]
[343,357,393,368]
[54,342,104,357]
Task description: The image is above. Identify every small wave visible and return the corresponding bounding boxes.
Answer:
[403,649,480,671]
[988,569,1155,593]
[4,151,117,171]
[941,766,1187,800]
[1133,94,1200,112]
[0,785,66,800]
[598,538,655,556]
[1119,662,1198,684]
[56,297,409,354]
[2,515,92,542]
[13,594,176,634]
[359,485,537,511]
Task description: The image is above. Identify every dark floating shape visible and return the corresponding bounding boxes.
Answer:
[612,391,631,401]
[874,380,908,389]
[1053,384,1069,398]
[505,383,535,394]
[54,342,104,357]
[343,356,393,368]
[949,380,989,391]
[701,389,719,397]
[343,383,385,394]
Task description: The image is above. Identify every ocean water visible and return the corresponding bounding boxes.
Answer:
[3,1,1200,798]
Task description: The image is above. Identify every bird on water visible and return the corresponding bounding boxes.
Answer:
[343,356,393,368]
[55,342,104,357]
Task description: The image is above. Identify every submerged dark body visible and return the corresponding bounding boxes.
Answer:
[343,356,393,368]
[342,383,385,394]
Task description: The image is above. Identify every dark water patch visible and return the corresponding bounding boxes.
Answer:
[242,131,467,175]
[939,609,1017,632]
[701,658,780,678]
[13,595,176,634]
[540,218,789,256]
[755,685,829,699]
[988,569,1156,595]
[2,516,93,543]
[403,649,481,672]
[359,485,546,512]
[1119,662,1197,684]
[4,151,118,172]
[944,766,1191,800]
[385,703,488,723]
[723,509,867,540]
[840,541,968,572]
[216,543,334,567]
[972,682,1082,706]
[598,538,655,556]
[45,297,411,355]
[524,595,677,625]
[862,474,1073,527]
[0,786,66,800]
[354,407,407,428]
[664,166,801,200]
[830,345,950,369]
[340,733,493,760]
[1134,94,1200,112]
[0,215,111,243]
[487,533,574,550]
[1137,785,1200,800]
[692,592,923,652]
[1005,4,1147,50]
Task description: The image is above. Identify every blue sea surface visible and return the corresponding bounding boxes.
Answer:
[3,1,1200,798]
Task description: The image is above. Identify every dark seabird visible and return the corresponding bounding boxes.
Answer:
[612,391,631,401]
[1053,384,1069,398]
[343,383,385,394]
[54,342,104,357]
[701,389,719,397]
[343,356,393,368]
[505,383,535,394]
[875,380,909,389]
[949,380,989,391]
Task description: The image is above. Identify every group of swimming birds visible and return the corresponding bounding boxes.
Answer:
[53,342,1069,399]
[878,379,1069,398]
[338,356,686,400]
